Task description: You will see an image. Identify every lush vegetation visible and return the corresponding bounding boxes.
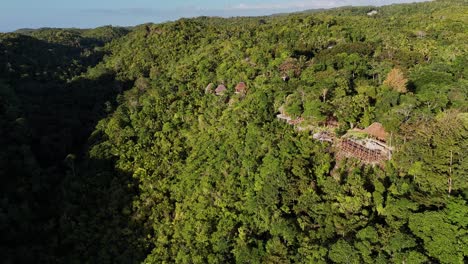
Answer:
[1,0,467,263]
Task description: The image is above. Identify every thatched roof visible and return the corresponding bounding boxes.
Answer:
[215,84,227,95]
[363,122,388,141]
[235,82,247,94]
[205,83,214,94]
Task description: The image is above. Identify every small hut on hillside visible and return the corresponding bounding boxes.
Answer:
[235,82,247,95]
[215,84,227,96]
[205,83,214,94]
[362,122,388,142]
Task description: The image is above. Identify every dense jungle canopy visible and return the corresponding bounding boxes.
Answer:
[1,0,467,263]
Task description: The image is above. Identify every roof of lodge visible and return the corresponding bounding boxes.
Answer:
[363,122,388,141]
[215,84,227,95]
[205,83,214,94]
[235,82,246,93]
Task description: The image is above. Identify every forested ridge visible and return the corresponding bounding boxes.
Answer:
[1,0,467,263]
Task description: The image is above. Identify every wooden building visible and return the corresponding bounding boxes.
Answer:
[362,122,388,142]
[234,82,247,95]
[205,83,214,94]
[340,139,386,163]
[215,84,227,96]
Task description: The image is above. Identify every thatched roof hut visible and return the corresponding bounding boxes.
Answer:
[205,83,214,94]
[215,84,227,95]
[235,82,247,94]
[363,122,388,142]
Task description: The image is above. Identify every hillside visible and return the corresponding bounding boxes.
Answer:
[1,0,467,263]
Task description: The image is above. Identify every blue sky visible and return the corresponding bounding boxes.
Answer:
[1,0,428,32]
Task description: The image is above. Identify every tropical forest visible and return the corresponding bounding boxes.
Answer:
[0,0,467,263]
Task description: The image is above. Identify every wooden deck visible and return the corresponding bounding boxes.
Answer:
[340,138,387,163]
